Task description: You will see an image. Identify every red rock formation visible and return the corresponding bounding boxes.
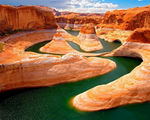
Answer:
[96,28,133,43]
[40,27,103,55]
[56,13,103,30]
[0,29,116,92]
[97,5,150,30]
[126,28,150,43]
[78,24,103,51]
[0,5,58,34]
[73,28,150,111]
[36,5,61,16]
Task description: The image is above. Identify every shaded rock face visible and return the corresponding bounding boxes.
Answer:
[98,5,150,30]
[73,28,150,111]
[0,5,58,34]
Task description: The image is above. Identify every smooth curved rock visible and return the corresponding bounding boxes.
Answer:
[40,27,103,55]
[72,28,150,111]
[0,28,116,92]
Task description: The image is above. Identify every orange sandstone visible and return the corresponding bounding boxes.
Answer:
[73,28,150,111]
[0,5,58,34]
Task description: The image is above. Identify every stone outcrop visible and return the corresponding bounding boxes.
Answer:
[97,5,150,30]
[72,28,150,111]
[0,28,116,92]
[56,13,103,30]
[96,5,150,43]
[40,25,103,54]
[0,5,58,35]
[78,24,103,51]
[36,5,61,16]
[40,28,102,56]
[96,28,133,43]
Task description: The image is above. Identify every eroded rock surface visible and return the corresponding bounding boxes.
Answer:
[97,5,150,30]
[78,24,103,51]
[72,28,150,111]
[56,13,103,30]
[96,28,132,43]
[0,29,116,92]
[0,5,58,35]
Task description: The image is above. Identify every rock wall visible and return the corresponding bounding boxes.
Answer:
[56,13,103,30]
[0,5,58,35]
[0,29,116,92]
[97,5,150,30]
[78,24,103,51]
[73,28,150,111]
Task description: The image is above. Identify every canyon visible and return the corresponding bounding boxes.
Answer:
[0,5,115,92]
[0,4,150,114]
[73,28,150,111]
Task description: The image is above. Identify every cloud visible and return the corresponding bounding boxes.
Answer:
[57,0,119,13]
[138,0,143,1]
[0,0,119,13]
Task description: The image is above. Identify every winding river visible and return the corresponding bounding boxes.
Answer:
[0,30,149,120]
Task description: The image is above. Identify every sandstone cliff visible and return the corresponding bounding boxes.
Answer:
[73,28,150,111]
[0,29,116,92]
[78,24,103,51]
[56,13,103,30]
[0,5,58,35]
[97,5,150,30]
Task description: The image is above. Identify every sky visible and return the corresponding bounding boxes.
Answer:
[0,0,149,13]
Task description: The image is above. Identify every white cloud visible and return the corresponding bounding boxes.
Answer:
[0,0,119,13]
[56,0,119,13]
[138,0,143,1]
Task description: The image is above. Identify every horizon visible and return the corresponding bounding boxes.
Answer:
[0,0,149,13]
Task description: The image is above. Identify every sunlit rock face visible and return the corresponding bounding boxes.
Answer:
[0,5,58,34]
[73,28,150,111]
[78,24,103,51]
[0,5,116,92]
[40,27,103,56]
[56,13,103,30]
[96,5,150,43]
[40,29,79,55]
[96,28,133,43]
[0,29,116,92]
[97,5,150,30]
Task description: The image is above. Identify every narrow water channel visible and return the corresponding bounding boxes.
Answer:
[0,30,148,120]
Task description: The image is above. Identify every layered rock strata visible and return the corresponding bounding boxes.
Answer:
[0,28,116,92]
[78,24,103,51]
[96,5,150,43]
[40,29,101,56]
[0,5,58,35]
[96,28,133,43]
[97,5,150,30]
[40,26,103,54]
[56,14,103,30]
[72,28,150,111]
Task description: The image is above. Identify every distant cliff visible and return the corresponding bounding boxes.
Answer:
[97,5,150,30]
[56,13,103,30]
[0,5,58,35]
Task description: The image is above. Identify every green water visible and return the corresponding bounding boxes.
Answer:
[0,30,149,120]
